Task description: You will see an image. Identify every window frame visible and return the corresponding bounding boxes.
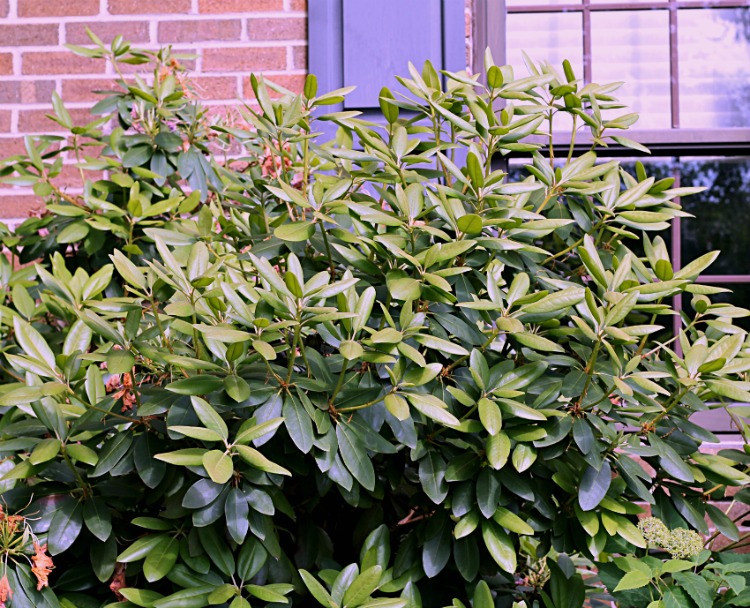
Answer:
[481,0,750,434]
[479,0,750,147]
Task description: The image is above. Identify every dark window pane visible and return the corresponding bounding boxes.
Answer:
[591,10,671,129]
[683,282,750,332]
[679,8,750,128]
[679,158,750,275]
[507,158,530,183]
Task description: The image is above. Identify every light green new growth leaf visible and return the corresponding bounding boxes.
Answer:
[234,418,285,445]
[234,445,291,476]
[194,324,253,344]
[405,393,460,427]
[299,570,335,607]
[202,450,233,484]
[14,317,57,372]
[613,570,651,592]
[191,396,229,441]
[343,565,382,608]
[481,521,516,574]
[523,287,585,314]
[154,448,208,466]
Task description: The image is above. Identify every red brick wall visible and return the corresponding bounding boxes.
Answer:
[0,0,308,220]
[0,0,474,221]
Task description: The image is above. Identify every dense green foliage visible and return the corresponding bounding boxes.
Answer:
[0,36,749,608]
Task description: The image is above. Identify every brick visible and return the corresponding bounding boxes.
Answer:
[18,108,92,133]
[202,46,286,72]
[18,0,99,16]
[186,76,239,100]
[242,74,304,100]
[3,92,24,114]
[0,193,43,219]
[0,137,28,157]
[0,24,58,47]
[24,81,56,105]
[0,80,56,105]
[247,17,305,41]
[23,52,104,76]
[0,0,7,17]
[0,54,13,76]
[158,19,242,43]
[199,0,282,12]
[292,45,306,71]
[0,111,10,132]
[108,0,191,14]
[289,0,306,10]
[62,78,126,103]
[66,21,151,45]
[725,501,750,525]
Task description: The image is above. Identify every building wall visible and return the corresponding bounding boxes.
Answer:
[0,0,474,221]
[0,0,308,220]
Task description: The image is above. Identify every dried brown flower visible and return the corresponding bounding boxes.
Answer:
[31,542,54,590]
[0,574,12,608]
[109,563,126,600]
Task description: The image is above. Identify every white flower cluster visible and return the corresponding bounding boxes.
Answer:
[637,516,704,559]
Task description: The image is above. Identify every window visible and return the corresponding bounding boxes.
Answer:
[491,1,750,433]
[503,2,750,134]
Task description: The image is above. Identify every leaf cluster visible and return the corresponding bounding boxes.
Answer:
[0,37,748,608]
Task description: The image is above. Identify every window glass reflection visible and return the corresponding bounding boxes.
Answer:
[506,0,580,7]
[679,8,750,128]
[506,13,584,79]
[591,10,671,129]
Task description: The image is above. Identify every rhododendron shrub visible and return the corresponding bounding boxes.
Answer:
[0,35,749,608]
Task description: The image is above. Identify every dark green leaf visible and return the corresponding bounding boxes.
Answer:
[237,538,267,580]
[476,468,501,519]
[48,497,83,555]
[662,586,695,608]
[91,432,133,477]
[197,526,235,577]
[337,422,375,491]
[422,523,451,578]
[283,395,314,454]
[578,460,612,511]
[143,535,179,582]
[419,451,448,504]
[225,488,249,544]
[83,497,112,542]
[166,375,224,396]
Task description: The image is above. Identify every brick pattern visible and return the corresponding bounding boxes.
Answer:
[0,0,310,219]
[0,0,474,221]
